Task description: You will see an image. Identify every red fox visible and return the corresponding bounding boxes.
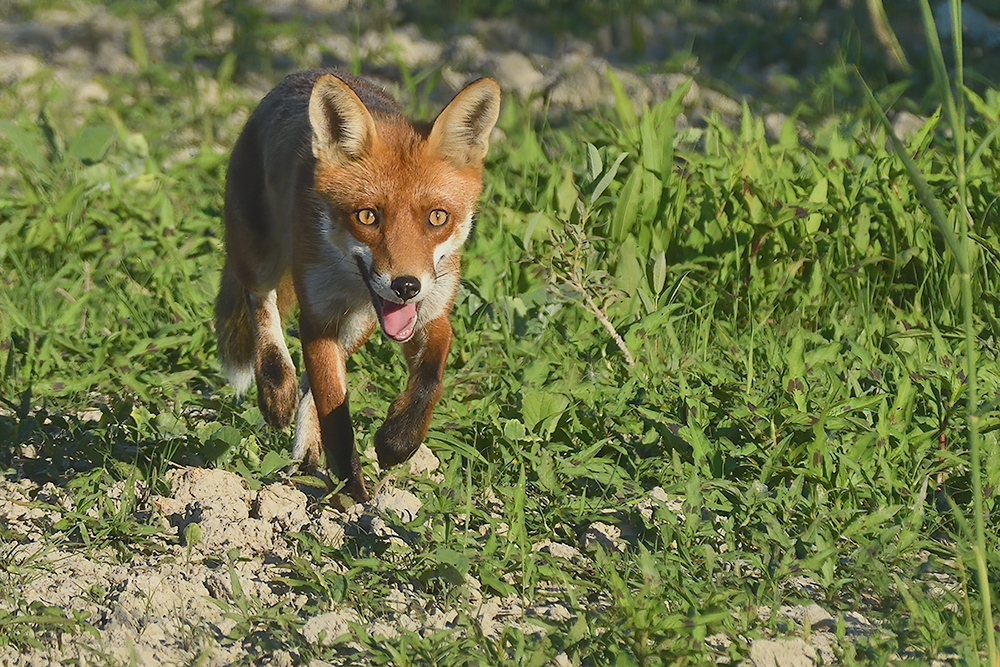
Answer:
[215,70,500,504]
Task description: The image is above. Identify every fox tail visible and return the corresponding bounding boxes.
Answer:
[214,261,255,395]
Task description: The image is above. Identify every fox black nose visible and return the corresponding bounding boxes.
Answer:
[391,276,421,301]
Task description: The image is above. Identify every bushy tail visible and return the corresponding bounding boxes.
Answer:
[215,261,254,394]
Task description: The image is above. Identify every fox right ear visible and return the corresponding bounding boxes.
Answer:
[428,78,501,167]
[309,74,377,162]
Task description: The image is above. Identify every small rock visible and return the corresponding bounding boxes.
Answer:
[579,521,626,554]
[611,68,653,112]
[800,603,835,632]
[549,62,603,110]
[476,597,524,639]
[108,603,139,633]
[393,26,443,68]
[706,631,733,655]
[302,609,359,646]
[140,621,166,644]
[312,508,346,548]
[647,73,701,107]
[255,483,309,532]
[361,26,442,68]
[384,587,409,613]
[0,53,42,84]
[364,514,399,541]
[406,444,439,476]
[892,111,927,143]
[371,487,421,523]
[551,653,573,667]
[77,407,104,422]
[746,637,817,667]
[369,620,402,640]
[637,486,682,522]
[176,0,206,29]
[447,35,485,66]
[702,89,741,118]
[765,112,789,140]
[807,631,838,665]
[76,80,109,104]
[196,516,274,554]
[533,602,571,622]
[532,540,581,561]
[164,467,250,523]
[843,610,876,638]
[425,607,459,630]
[493,51,545,97]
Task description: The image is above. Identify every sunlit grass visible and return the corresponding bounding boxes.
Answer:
[1,1,999,663]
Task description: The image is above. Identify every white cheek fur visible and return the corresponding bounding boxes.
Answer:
[296,218,377,343]
[433,211,473,269]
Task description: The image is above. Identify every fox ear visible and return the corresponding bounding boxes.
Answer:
[428,78,500,167]
[309,74,377,161]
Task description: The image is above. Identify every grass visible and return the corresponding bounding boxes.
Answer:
[1,1,1000,664]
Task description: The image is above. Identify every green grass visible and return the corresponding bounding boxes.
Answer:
[2,1,1000,664]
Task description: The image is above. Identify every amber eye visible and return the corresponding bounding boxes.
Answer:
[356,209,378,226]
[428,209,449,227]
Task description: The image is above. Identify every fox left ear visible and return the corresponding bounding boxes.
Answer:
[309,74,377,162]
[428,78,501,167]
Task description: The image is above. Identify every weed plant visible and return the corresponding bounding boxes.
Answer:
[0,1,999,664]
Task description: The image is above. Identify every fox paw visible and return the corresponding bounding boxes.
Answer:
[374,421,422,469]
[255,346,297,428]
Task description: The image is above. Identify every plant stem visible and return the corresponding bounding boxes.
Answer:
[947,0,996,662]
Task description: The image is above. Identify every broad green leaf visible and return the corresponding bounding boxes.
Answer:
[640,111,661,175]
[778,116,799,150]
[615,236,643,293]
[606,66,637,135]
[67,125,115,164]
[611,166,642,241]
[806,177,828,234]
[906,107,939,154]
[586,142,602,181]
[0,119,47,172]
[129,18,149,70]
[521,389,570,438]
[590,151,629,205]
[537,449,557,493]
[651,250,667,297]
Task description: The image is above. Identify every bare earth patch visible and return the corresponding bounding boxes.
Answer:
[0,448,882,665]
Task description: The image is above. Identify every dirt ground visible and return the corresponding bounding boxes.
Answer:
[0,449,881,665]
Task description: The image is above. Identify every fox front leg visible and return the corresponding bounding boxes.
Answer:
[375,315,451,468]
[300,319,369,504]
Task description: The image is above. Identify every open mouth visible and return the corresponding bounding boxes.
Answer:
[355,258,418,342]
[376,297,417,342]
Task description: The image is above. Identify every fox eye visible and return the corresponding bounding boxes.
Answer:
[355,209,378,226]
[428,209,449,227]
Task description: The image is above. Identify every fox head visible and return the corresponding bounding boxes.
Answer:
[308,74,500,342]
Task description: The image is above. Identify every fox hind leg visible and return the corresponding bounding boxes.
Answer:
[248,289,298,429]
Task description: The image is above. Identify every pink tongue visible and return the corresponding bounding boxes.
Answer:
[381,301,417,341]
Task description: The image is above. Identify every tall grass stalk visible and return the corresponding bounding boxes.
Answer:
[917,1,994,663]
[861,0,996,660]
